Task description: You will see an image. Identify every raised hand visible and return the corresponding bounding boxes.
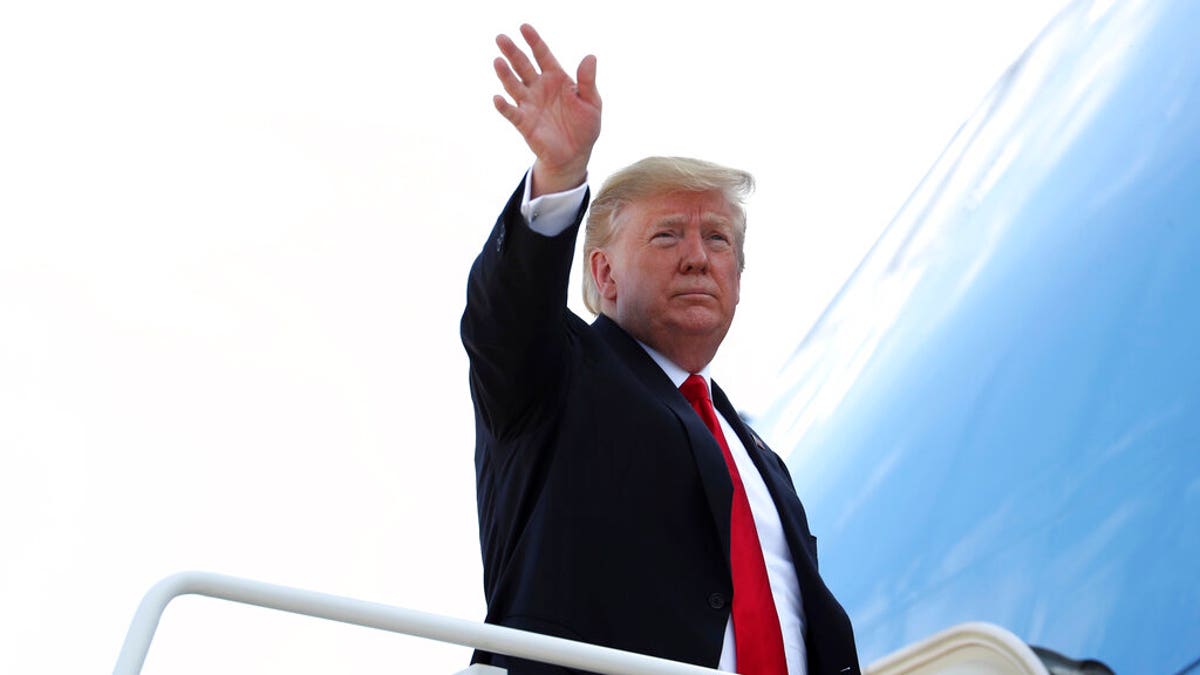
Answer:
[493,24,601,198]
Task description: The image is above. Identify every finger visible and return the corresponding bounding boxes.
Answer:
[493,95,525,128]
[520,23,564,75]
[496,33,539,84]
[493,57,527,102]
[576,54,601,107]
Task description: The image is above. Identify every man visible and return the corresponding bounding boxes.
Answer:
[461,24,859,674]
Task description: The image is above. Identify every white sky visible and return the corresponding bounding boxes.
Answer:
[1,1,1069,672]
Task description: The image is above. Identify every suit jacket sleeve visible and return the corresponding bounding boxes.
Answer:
[460,176,589,442]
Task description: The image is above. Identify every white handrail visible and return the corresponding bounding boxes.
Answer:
[112,571,724,675]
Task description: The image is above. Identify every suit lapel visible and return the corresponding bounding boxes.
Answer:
[712,381,855,673]
[711,380,785,503]
[591,315,733,570]
[712,381,818,570]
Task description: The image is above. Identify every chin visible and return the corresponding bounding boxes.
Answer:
[668,309,731,337]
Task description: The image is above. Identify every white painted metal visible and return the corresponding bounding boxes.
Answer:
[114,570,1051,675]
[112,571,723,675]
[863,621,1049,675]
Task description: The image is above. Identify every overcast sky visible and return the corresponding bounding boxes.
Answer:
[2,1,1070,672]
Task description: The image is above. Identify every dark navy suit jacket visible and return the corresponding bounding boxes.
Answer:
[461,179,859,674]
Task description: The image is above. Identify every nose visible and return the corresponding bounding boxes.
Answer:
[679,230,709,273]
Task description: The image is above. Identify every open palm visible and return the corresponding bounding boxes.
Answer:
[493,25,601,196]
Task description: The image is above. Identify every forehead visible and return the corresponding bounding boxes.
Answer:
[619,189,735,227]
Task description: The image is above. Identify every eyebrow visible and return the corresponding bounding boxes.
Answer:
[652,213,733,227]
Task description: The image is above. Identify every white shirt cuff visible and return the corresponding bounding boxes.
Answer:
[520,169,589,237]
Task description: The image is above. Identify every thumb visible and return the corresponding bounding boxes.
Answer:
[576,55,601,107]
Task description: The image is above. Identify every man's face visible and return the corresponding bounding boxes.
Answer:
[595,189,742,363]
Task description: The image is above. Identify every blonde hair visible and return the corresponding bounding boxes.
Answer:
[582,157,754,315]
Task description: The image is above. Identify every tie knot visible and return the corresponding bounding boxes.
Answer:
[679,374,710,405]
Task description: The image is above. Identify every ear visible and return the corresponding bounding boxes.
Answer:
[590,248,618,301]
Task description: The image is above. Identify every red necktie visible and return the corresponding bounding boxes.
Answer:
[680,374,787,675]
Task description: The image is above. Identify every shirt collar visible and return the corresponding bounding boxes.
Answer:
[635,340,711,392]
